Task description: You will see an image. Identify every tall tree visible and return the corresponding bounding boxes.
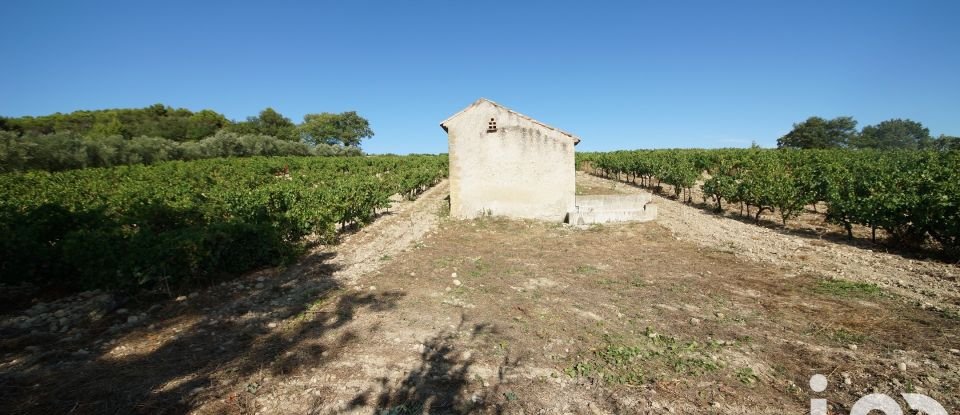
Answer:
[88,112,124,138]
[299,111,373,147]
[229,108,298,141]
[186,109,229,140]
[777,116,857,149]
[256,108,298,141]
[932,134,960,151]
[853,118,932,149]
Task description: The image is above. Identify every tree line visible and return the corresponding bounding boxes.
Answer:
[0,104,375,172]
[777,116,959,150]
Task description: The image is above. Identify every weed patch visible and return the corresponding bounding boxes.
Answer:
[575,264,599,274]
[735,367,759,385]
[828,327,868,344]
[814,279,882,298]
[566,329,724,386]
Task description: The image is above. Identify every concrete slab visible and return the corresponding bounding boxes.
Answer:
[567,205,658,225]
[567,193,658,225]
[574,194,653,209]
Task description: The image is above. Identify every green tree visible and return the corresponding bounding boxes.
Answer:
[88,112,123,138]
[255,108,298,141]
[2,104,233,141]
[932,134,960,151]
[186,109,229,140]
[853,118,932,149]
[146,103,168,117]
[776,116,857,149]
[299,111,373,147]
[228,108,298,141]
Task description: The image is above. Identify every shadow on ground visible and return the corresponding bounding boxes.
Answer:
[0,249,405,414]
[342,317,520,415]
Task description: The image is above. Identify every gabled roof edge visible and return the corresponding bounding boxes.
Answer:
[439,98,581,145]
[439,98,487,131]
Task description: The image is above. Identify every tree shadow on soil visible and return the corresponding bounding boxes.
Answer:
[345,318,520,415]
[0,249,406,414]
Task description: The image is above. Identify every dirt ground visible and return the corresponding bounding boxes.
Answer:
[576,171,960,318]
[2,174,959,414]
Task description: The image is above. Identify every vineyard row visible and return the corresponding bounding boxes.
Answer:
[578,149,959,258]
[0,155,448,290]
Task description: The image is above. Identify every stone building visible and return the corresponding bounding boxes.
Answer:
[440,98,579,221]
[440,98,656,224]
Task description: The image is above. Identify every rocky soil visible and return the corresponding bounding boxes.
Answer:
[576,171,960,317]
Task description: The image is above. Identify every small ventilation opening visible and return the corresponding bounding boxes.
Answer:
[486,118,497,133]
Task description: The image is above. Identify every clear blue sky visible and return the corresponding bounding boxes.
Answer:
[2,0,958,153]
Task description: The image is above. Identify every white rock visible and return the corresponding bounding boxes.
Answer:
[369,286,377,291]
[949,348,960,355]
[451,272,458,279]
[848,344,858,351]
[452,280,462,287]
[175,296,188,302]
[267,322,278,328]
[898,362,907,371]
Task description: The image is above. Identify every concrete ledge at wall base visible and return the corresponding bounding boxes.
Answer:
[567,204,658,225]
[567,193,658,225]
[574,194,653,209]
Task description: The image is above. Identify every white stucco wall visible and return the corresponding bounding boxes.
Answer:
[443,100,576,221]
